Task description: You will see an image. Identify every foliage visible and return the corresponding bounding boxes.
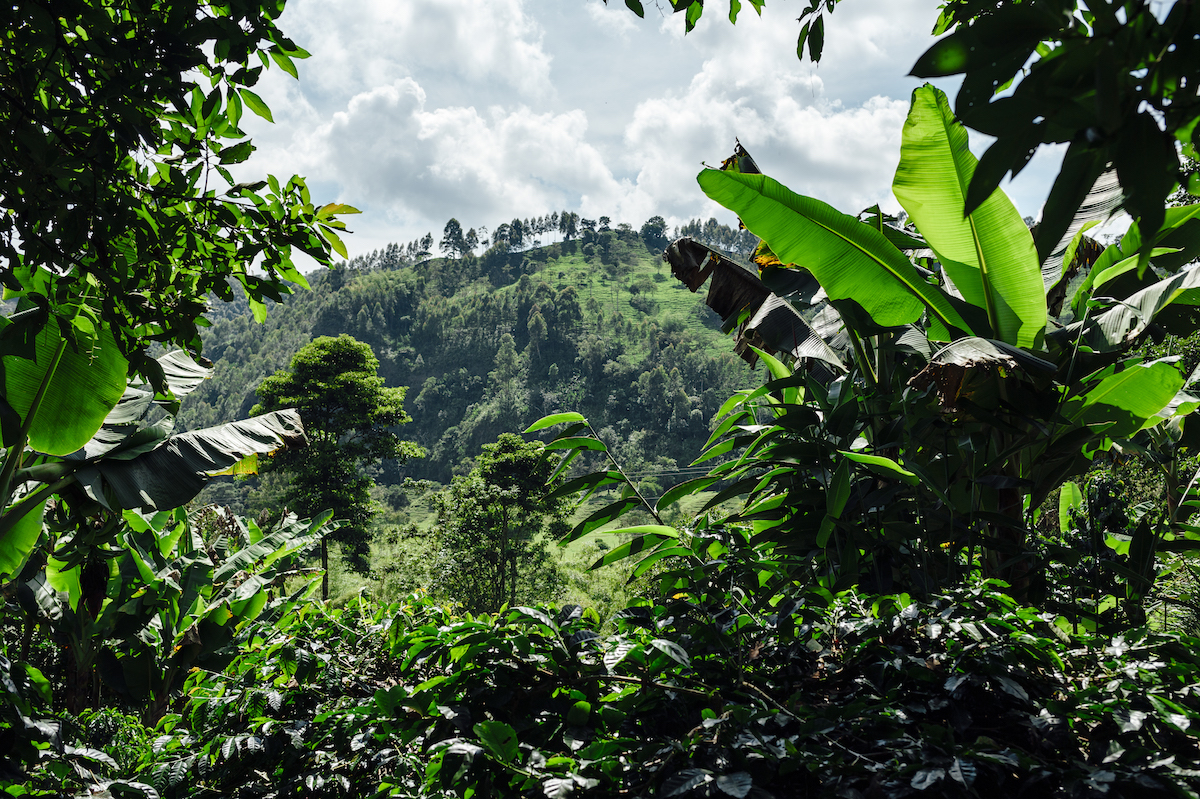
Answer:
[22,504,333,718]
[427,434,569,613]
[251,335,424,586]
[1,504,336,794]
[1,0,357,383]
[545,86,1200,624]
[619,0,1200,272]
[0,347,308,596]
[36,580,1200,798]
[613,84,1200,608]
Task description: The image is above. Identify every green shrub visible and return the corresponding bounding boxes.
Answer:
[106,582,1200,798]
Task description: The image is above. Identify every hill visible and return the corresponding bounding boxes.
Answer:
[180,220,759,514]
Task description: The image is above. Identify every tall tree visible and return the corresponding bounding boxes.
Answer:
[509,218,525,251]
[560,211,578,241]
[418,233,434,259]
[492,223,512,250]
[429,434,567,613]
[251,335,424,597]
[440,218,466,258]
[641,215,670,251]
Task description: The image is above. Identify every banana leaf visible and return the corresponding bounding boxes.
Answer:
[74,409,307,511]
[1068,265,1200,353]
[67,351,213,462]
[697,169,971,337]
[1063,361,1184,440]
[892,85,1045,349]
[2,311,129,456]
[664,238,845,371]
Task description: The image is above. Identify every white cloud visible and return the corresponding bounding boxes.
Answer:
[267,0,553,105]
[231,0,1059,261]
[288,79,626,234]
[617,19,914,230]
[582,0,638,37]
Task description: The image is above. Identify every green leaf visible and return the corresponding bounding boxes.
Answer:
[227,87,242,129]
[247,296,267,324]
[838,451,920,486]
[543,436,607,452]
[1058,482,1083,534]
[1064,362,1184,440]
[649,638,690,667]
[316,202,362,219]
[663,770,710,798]
[218,140,254,165]
[807,14,824,61]
[525,412,586,433]
[269,48,299,79]
[565,497,644,542]
[1070,266,1200,353]
[715,773,753,798]
[4,314,130,456]
[751,346,791,381]
[589,528,679,569]
[602,524,680,540]
[697,169,970,336]
[474,720,519,764]
[796,20,811,61]
[74,410,307,511]
[46,555,81,611]
[656,476,720,512]
[1034,142,1109,266]
[818,458,851,547]
[630,546,694,578]
[21,664,51,704]
[1083,247,1180,298]
[624,0,645,18]
[0,493,46,580]
[238,88,274,123]
[320,225,348,259]
[548,470,625,502]
[892,85,1045,348]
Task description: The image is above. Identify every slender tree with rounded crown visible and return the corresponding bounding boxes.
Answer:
[251,334,424,598]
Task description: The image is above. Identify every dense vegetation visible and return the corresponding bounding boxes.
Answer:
[179,221,757,489]
[6,1,1200,798]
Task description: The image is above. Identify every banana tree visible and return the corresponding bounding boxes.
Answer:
[675,83,1200,598]
[19,504,334,722]
[544,83,1200,613]
[0,345,308,582]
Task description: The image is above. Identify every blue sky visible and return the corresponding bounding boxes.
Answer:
[239,0,1067,264]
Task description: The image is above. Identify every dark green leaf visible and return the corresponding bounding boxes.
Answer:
[474,720,519,764]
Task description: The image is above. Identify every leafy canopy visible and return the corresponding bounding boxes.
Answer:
[1,0,358,385]
[252,335,423,579]
[429,433,569,613]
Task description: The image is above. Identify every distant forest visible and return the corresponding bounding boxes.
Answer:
[181,213,760,516]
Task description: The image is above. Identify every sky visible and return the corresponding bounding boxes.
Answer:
[238,0,1068,265]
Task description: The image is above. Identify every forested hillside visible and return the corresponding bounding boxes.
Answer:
[13,2,1200,798]
[179,217,757,499]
